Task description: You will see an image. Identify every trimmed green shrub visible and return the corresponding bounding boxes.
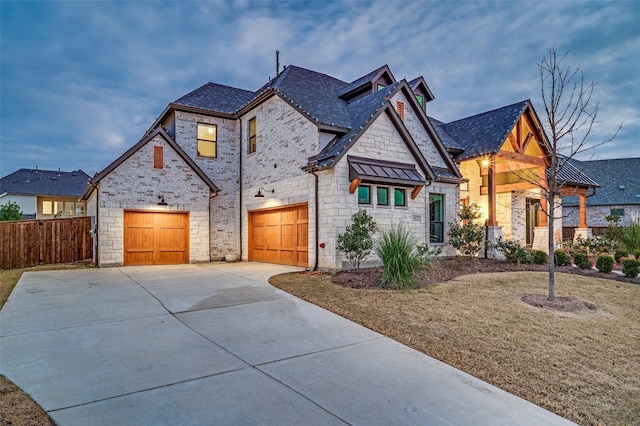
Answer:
[614,249,628,263]
[493,238,533,264]
[596,254,614,273]
[533,250,547,264]
[634,249,640,260]
[622,259,640,278]
[375,224,422,289]
[573,253,591,269]
[554,250,570,266]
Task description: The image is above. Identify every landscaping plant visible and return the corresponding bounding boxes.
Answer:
[634,249,640,260]
[622,258,640,278]
[447,203,485,258]
[0,201,23,221]
[336,209,377,268]
[493,238,533,264]
[573,253,591,269]
[533,250,547,265]
[622,214,640,252]
[596,254,614,273]
[604,212,625,243]
[614,249,628,263]
[375,224,422,289]
[554,249,570,266]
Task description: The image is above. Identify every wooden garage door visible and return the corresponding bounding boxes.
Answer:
[249,204,308,267]
[124,211,189,266]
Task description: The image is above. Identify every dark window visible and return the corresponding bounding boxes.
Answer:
[197,123,217,157]
[377,187,389,206]
[248,118,257,154]
[394,188,406,207]
[358,186,371,204]
[610,208,625,217]
[430,194,444,243]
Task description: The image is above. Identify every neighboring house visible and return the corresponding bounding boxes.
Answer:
[431,100,598,250]
[563,158,640,229]
[0,168,90,219]
[82,64,464,268]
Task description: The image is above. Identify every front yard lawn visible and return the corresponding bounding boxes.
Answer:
[270,266,640,426]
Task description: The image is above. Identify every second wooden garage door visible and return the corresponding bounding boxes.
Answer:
[124,211,189,265]
[249,204,308,267]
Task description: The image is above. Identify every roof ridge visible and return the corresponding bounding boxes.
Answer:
[444,99,529,126]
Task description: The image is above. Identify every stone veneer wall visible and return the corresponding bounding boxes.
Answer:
[174,111,239,259]
[92,135,210,266]
[564,204,640,227]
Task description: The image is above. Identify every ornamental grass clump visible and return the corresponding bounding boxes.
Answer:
[376,224,422,289]
[622,214,640,252]
[596,254,614,273]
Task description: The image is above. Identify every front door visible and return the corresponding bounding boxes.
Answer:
[525,198,540,246]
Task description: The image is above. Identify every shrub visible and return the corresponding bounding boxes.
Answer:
[337,209,377,268]
[588,235,618,254]
[554,249,570,266]
[622,214,640,252]
[614,249,628,263]
[375,224,422,289]
[0,201,23,221]
[447,204,485,258]
[622,259,640,278]
[634,249,640,260]
[595,254,614,273]
[533,250,547,264]
[573,253,591,269]
[493,238,533,264]
[604,212,625,243]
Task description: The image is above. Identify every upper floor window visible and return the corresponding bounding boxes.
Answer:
[430,194,444,243]
[394,188,406,207]
[358,185,371,204]
[197,123,217,158]
[377,84,385,91]
[415,94,424,107]
[248,118,257,154]
[610,208,625,217]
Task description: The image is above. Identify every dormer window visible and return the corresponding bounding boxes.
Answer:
[415,94,424,107]
[377,84,385,91]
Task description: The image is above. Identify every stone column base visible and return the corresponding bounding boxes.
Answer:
[485,226,505,260]
[532,226,550,253]
[573,227,592,241]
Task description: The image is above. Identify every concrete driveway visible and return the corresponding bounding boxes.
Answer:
[0,263,574,425]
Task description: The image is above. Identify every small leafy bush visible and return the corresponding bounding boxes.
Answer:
[614,249,628,263]
[573,253,591,269]
[634,249,640,260]
[0,201,23,221]
[622,259,640,278]
[554,250,570,266]
[493,238,533,264]
[447,204,485,258]
[533,250,547,264]
[376,224,422,289]
[337,209,377,268]
[595,254,614,273]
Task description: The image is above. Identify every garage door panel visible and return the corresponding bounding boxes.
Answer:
[124,212,189,266]
[249,204,308,267]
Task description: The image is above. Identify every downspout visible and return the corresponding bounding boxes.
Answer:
[95,185,99,267]
[311,170,319,271]
[238,117,243,262]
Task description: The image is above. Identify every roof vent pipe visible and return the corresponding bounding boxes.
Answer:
[276,50,280,76]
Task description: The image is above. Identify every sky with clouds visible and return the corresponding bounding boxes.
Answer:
[1,0,638,177]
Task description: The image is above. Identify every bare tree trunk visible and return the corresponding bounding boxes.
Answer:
[547,194,555,301]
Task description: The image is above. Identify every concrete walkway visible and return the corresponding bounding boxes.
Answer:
[0,263,575,425]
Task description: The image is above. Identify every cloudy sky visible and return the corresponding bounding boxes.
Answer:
[1,0,638,177]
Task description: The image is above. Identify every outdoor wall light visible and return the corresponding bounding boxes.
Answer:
[254,187,274,198]
[157,195,168,206]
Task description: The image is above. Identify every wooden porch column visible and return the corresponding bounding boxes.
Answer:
[579,193,587,228]
[539,197,548,226]
[487,157,497,226]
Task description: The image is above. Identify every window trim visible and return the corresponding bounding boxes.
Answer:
[394,188,406,207]
[430,193,445,243]
[248,117,257,154]
[358,185,371,205]
[197,122,217,158]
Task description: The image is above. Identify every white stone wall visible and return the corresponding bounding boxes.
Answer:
[391,91,447,168]
[94,135,210,266]
[318,112,458,269]
[564,204,639,227]
[174,111,239,259]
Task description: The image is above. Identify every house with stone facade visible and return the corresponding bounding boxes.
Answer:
[563,157,640,232]
[431,100,598,250]
[82,64,464,268]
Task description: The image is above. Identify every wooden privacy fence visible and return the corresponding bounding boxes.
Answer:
[562,226,607,241]
[0,217,92,269]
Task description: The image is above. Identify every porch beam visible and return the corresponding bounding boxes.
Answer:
[496,151,547,167]
[411,185,423,200]
[480,181,539,194]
